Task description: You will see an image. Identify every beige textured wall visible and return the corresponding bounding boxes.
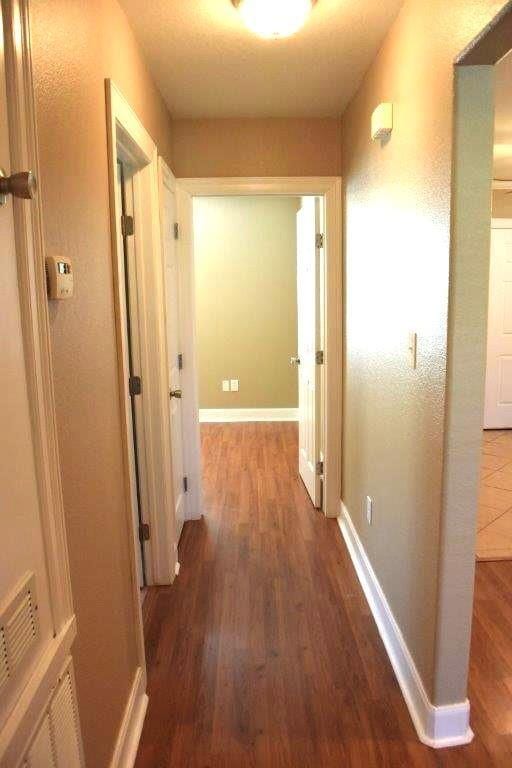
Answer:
[341,0,506,705]
[493,189,512,216]
[29,1,173,765]
[194,197,299,409]
[171,118,342,178]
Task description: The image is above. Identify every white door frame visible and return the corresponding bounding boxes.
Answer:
[176,177,342,519]
[106,83,178,608]
[0,0,78,762]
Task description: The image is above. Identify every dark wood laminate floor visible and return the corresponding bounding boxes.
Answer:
[135,422,512,767]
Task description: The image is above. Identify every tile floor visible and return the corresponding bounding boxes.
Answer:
[478,429,512,560]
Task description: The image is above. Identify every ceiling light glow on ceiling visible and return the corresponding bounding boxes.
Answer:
[231,0,317,39]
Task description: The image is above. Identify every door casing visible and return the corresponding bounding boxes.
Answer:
[175,177,342,519]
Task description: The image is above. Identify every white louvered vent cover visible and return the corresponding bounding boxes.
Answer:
[0,629,9,691]
[0,573,38,694]
[25,667,83,768]
[26,714,55,768]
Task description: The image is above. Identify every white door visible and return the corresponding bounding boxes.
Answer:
[160,163,186,540]
[296,197,322,507]
[0,7,53,731]
[115,161,146,589]
[484,220,512,429]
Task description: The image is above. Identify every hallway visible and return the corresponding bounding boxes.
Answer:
[135,423,505,767]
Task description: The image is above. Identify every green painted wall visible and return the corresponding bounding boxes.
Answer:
[194,196,299,409]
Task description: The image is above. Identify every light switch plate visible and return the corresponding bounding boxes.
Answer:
[408,332,417,369]
[230,379,239,392]
[222,380,230,392]
[365,496,373,525]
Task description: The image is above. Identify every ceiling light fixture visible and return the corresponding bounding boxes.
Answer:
[231,0,317,39]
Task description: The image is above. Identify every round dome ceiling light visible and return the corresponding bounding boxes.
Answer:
[231,0,317,39]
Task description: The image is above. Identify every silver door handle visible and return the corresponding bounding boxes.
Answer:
[290,356,301,366]
[0,169,37,206]
[170,389,182,399]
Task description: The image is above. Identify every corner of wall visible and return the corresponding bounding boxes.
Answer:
[434,64,495,706]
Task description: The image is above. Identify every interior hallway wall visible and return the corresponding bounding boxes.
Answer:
[341,0,507,707]
[171,118,342,178]
[194,196,299,410]
[29,0,173,765]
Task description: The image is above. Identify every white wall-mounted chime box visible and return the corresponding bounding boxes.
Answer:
[371,102,393,141]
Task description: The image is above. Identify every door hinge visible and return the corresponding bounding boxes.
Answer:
[316,460,324,476]
[121,214,134,237]
[178,353,183,370]
[183,476,188,493]
[315,350,324,365]
[139,522,150,542]
[315,232,324,249]
[129,375,142,396]
[174,222,179,240]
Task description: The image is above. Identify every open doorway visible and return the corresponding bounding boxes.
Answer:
[175,177,342,520]
[477,49,512,561]
[106,80,180,614]
[193,194,324,507]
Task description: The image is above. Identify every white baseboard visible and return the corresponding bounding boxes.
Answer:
[338,503,473,749]
[110,667,148,768]
[199,407,299,423]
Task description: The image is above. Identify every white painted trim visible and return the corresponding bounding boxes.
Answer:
[176,177,342,519]
[199,408,299,423]
[109,667,148,768]
[492,180,512,190]
[491,217,512,228]
[338,503,473,749]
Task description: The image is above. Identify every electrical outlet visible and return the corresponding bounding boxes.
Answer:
[230,379,239,392]
[222,380,230,392]
[365,495,373,525]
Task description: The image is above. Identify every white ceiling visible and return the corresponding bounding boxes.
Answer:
[118,0,403,118]
[495,49,512,180]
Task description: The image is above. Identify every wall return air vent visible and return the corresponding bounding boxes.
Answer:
[0,572,39,695]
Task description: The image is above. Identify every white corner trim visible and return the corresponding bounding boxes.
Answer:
[199,408,299,423]
[110,667,148,768]
[338,503,473,749]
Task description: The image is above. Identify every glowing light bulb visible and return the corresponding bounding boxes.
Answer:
[233,0,316,39]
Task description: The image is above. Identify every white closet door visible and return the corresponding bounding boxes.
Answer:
[296,197,322,507]
[0,1,53,731]
[484,221,512,428]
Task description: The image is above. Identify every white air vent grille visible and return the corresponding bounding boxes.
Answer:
[0,629,9,692]
[0,573,39,695]
[24,665,83,768]
[26,714,56,768]
[6,592,38,670]
[50,670,82,766]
